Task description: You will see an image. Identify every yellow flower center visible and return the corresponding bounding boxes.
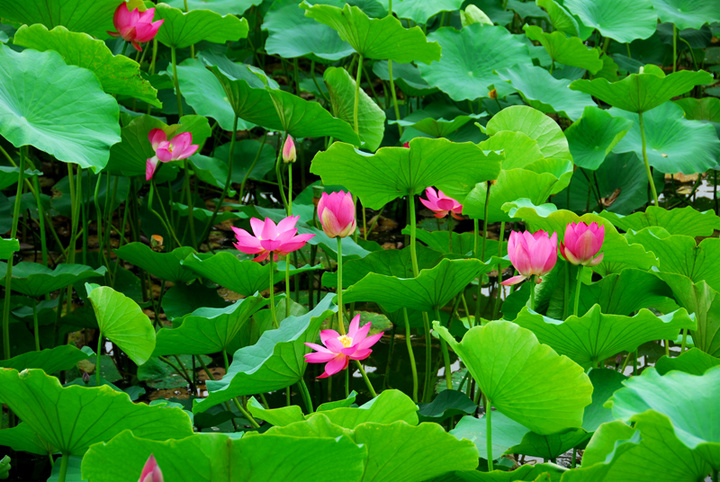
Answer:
[338,335,353,348]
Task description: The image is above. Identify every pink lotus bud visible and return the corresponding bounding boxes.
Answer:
[419,187,463,220]
[317,191,357,238]
[501,230,558,285]
[560,222,605,266]
[107,3,164,52]
[282,135,296,164]
[138,454,163,482]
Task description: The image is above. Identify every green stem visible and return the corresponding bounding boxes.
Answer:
[32,302,40,351]
[388,60,403,136]
[96,333,103,387]
[408,195,419,277]
[3,147,25,360]
[402,308,418,403]
[182,162,198,249]
[201,115,238,241]
[485,396,494,471]
[222,349,230,371]
[638,112,659,205]
[287,158,293,216]
[297,377,314,413]
[563,262,570,319]
[239,130,268,203]
[170,46,183,117]
[529,278,537,311]
[57,453,69,482]
[285,256,291,318]
[93,172,107,268]
[712,469,718,482]
[672,23,677,73]
[436,307,453,390]
[680,328,688,352]
[232,398,261,429]
[149,181,182,247]
[422,312,433,403]
[336,237,346,336]
[354,359,377,397]
[269,255,278,328]
[274,141,289,213]
[493,222,506,320]
[573,265,583,317]
[353,54,364,134]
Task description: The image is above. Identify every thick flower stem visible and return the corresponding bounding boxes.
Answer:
[436,307,453,390]
[353,53,363,134]
[297,377,314,413]
[201,115,238,241]
[478,182,491,322]
[573,265,583,317]
[285,258,291,318]
[96,333,103,387]
[402,308,419,403]
[354,360,377,398]
[388,60,403,136]
[232,398,261,429]
[485,396,494,471]
[170,46,183,117]
[57,453,69,482]
[336,237,346,336]
[268,255,279,328]
[408,194,420,277]
[638,112,659,205]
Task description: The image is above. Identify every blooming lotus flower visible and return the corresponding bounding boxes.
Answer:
[560,222,605,266]
[304,314,383,378]
[282,135,296,163]
[501,230,558,285]
[232,215,315,262]
[138,454,163,482]
[146,129,199,181]
[107,3,164,52]
[420,187,463,220]
[317,191,356,238]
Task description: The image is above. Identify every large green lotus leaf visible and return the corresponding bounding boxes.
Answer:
[105,114,210,178]
[343,259,488,313]
[262,0,353,61]
[175,59,240,131]
[199,51,279,89]
[248,399,305,427]
[563,0,657,43]
[610,102,720,174]
[627,228,720,291]
[583,369,627,432]
[564,106,632,169]
[87,285,156,366]
[410,229,501,259]
[323,244,443,288]
[153,3,249,48]
[609,367,720,470]
[553,153,655,215]
[655,274,720,357]
[600,206,720,237]
[300,2,441,63]
[512,305,695,369]
[451,411,529,461]
[324,66,385,151]
[434,320,592,434]
[0,0,116,37]
[496,64,595,121]
[0,422,55,455]
[523,25,602,73]
[311,389,419,428]
[510,428,590,460]
[563,412,713,482]
[165,0,262,15]
[0,345,90,373]
[570,66,714,114]
[485,105,572,161]
[378,0,464,24]
[0,262,105,297]
[418,24,531,101]
[536,0,594,39]
[675,97,720,125]
[572,268,677,317]
[154,295,267,356]
[503,201,657,275]
[390,103,485,138]
[351,421,479,482]
[462,169,561,222]
[373,60,438,97]
[0,45,120,172]
[82,430,366,482]
[0,369,193,456]
[115,243,199,284]
[650,0,720,30]
[310,137,502,210]
[181,252,318,295]
[193,295,337,413]
[13,24,160,107]
[656,348,720,376]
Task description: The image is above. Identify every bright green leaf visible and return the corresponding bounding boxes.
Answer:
[154,3,249,49]
[565,106,632,169]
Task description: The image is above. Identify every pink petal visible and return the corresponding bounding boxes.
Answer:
[347,314,361,338]
[323,355,349,376]
[305,351,338,363]
[501,274,527,286]
[249,218,265,237]
[148,129,166,150]
[319,329,341,346]
[276,215,300,234]
[145,156,159,181]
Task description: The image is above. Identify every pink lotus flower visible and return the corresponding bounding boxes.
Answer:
[146,129,199,181]
[138,454,163,482]
[420,187,463,220]
[560,222,605,266]
[304,314,383,378]
[232,215,315,262]
[107,3,164,52]
[501,230,558,285]
[282,135,296,163]
[317,191,356,238]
